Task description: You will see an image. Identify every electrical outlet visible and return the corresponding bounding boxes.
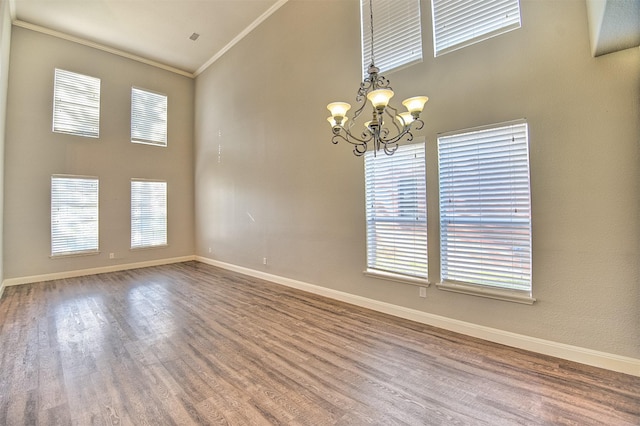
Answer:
[109,253,115,259]
[208,247,212,253]
[419,286,427,298]
[263,257,267,265]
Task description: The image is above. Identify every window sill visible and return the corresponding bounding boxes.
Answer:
[436,281,535,305]
[363,269,430,287]
[50,250,100,259]
[130,244,169,251]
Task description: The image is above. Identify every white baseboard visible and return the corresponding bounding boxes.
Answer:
[196,256,640,377]
[0,281,4,300]
[2,255,196,287]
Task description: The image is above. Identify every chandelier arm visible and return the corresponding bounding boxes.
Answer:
[383,103,405,133]
[332,127,372,147]
[380,126,415,150]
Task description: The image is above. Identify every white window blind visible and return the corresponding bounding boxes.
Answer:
[51,175,99,256]
[131,87,168,146]
[131,179,167,249]
[361,0,423,77]
[432,0,521,56]
[365,142,427,279]
[438,121,531,291]
[53,68,100,138]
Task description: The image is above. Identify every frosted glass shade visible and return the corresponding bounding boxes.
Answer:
[402,96,428,114]
[367,89,394,109]
[396,112,414,126]
[327,102,351,118]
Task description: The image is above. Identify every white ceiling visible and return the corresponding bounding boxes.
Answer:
[11,0,287,76]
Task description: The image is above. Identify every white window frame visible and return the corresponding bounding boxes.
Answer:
[431,0,522,57]
[364,141,428,284]
[52,68,100,138]
[131,87,168,147]
[131,179,168,249]
[437,120,534,304]
[51,175,99,257]
[361,0,423,77]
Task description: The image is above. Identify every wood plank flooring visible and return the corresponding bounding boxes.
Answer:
[0,261,638,425]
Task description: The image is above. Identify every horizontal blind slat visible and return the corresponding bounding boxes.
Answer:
[438,121,532,291]
[51,176,99,255]
[53,69,100,138]
[433,0,521,56]
[365,142,427,279]
[131,180,168,248]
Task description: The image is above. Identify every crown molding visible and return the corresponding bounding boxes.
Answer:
[12,20,195,78]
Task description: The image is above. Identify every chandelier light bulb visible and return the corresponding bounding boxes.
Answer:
[366,89,394,110]
[402,96,429,116]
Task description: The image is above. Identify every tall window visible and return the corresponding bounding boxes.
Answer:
[51,175,99,256]
[53,68,100,138]
[438,120,531,292]
[131,87,168,146]
[431,0,522,56]
[365,142,427,280]
[131,179,167,249]
[361,0,423,77]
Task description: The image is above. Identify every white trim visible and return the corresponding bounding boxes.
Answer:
[194,0,289,76]
[8,0,16,21]
[2,255,195,287]
[12,20,195,78]
[437,281,535,305]
[196,256,640,377]
[0,281,5,300]
[363,269,430,287]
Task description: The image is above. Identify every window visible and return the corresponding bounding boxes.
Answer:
[361,0,423,77]
[51,175,99,256]
[365,142,427,280]
[131,179,167,249]
[431,0,522,56]
[53,68,100,138]
[131,87,168,146]
[438,120,531,293]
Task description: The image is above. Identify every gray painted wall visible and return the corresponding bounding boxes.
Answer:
[3,27,195,278]
[194,0,640,358]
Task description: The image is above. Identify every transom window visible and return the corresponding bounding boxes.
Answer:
[438,120,532,292]
[361,0,423,77]
[431,0,522,56]
[53,68,101,138]
[131,87,168,146]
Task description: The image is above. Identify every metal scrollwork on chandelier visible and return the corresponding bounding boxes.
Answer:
[327,0,428,157]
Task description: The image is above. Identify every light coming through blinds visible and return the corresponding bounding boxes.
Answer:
[131,179,167,249]
[131,87,168,146]
[51,175,99,256]
[432,0,521,56]
[438,121,531,291]
[361,0,423,77]
[365,142,427,279]
[53,69,100,138]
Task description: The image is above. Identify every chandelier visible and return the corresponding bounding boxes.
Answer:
[327,0,428,156]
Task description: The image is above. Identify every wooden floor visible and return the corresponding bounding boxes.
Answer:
[0,262,638,425]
